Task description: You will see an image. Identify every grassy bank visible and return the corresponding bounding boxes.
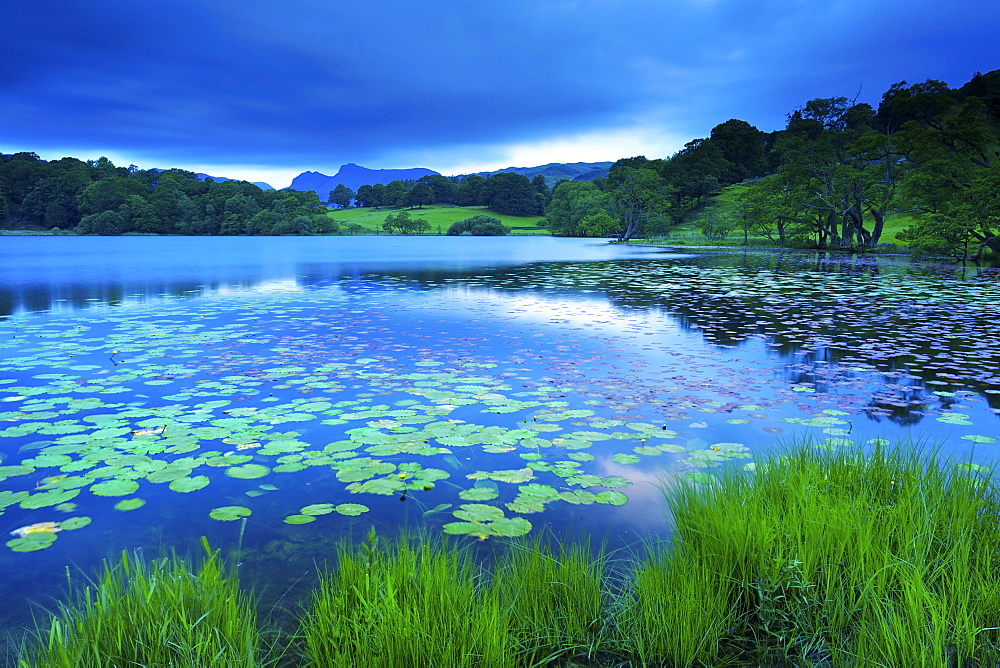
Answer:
[327,204,548,235]
[19,445,1000,666]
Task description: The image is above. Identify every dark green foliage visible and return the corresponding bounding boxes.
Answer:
[544,180,604,236]
[0,155,328,235]
[406,181,435,208]
[328,183,355,208]
[446,215,509,236]
[482,172,543,215]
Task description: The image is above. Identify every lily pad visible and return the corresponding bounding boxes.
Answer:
[114,498,147,511]
[7,533,58,552]
[225,464,271,480]
[209,505,252,521]
[90,480,140,497]
[335,503,369,516]
[168,475,210,493]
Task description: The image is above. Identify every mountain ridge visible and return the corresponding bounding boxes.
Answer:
[287,160,612,198]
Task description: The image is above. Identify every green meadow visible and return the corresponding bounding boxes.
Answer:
[19,444,1000,667]
[327,205,548,235]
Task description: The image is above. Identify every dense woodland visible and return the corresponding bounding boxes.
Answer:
[543,71,1000,260]
[2,70,998,259]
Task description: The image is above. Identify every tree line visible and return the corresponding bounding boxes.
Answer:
[544,71,1000,261]
[327,171,549,216]
[0,157,334,235]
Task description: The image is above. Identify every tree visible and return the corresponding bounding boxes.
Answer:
[603,167,672,241]
[898,162,1000,260]
[544,181,603,236]
[383,210,429,234]
[483,172,541,215]
[709,119,768,183]
[406,182,434,208]
[77,210,123,235]
[329,184,355,208]
[456,175,487,206]
[417,174,457,204]
[382,181,409,208]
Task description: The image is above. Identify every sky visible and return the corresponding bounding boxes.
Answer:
[3,0,998,189]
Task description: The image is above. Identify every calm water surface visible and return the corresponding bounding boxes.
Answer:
[0,235,998,646]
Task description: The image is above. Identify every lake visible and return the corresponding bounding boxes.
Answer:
[0,235,998,643]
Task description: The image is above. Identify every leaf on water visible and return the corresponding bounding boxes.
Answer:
[335,503,369,516]
[147,467,194,483]
[283,514,316,524]
[961,435,997,444]
[611,453,640,465]
[168,475,210,493]
[458,487,499,501]
[114,498,146,511]
[559,490,596,505]
[7,533,58,552]
[225,464,271,480]
[422,503,452,517]
[453,503,506,523]
[594,491,628,506]
[685,471,716,484]
[209,505,252,521]
[301,503,336,516]
[20,489,79,509]
[466,468,534,484]
[90,479,140,497]
[59,516,91,530]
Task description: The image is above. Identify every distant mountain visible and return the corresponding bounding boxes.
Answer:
[464,161,613,186]
[290,163,440,199]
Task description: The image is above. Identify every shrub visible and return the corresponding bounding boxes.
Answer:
[446,215,509,236]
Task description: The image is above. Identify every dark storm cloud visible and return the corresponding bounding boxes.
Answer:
[2,0,998,173]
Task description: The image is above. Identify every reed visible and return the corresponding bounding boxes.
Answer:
[18,537,267,667]
[298,530,517,667]
[491,538,607,663]
[621,443,1000,665]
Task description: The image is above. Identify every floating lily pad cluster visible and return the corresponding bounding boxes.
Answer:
[0,248,997,551]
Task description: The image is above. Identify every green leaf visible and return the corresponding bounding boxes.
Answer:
[60,516,91,531]
[458,487,499,501]
[225,464,271,480]
[114,498,146,511]
[90,479,140,497]
[453,504,505,523]
[283,514,316,524]
[168,475,210,493]
[335,503,369,516]
[209,505,252,521]
[301,503,336,516]
[595,491,629,506]
[7,533,58,552]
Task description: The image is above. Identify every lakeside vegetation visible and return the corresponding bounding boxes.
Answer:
[1,69,996,259]
[17,444,1000,667]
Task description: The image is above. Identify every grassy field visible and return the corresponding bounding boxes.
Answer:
[327,205,549,235]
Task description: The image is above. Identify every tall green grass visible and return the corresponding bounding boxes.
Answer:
[298,530,516,667]
[621,444,1000,665]
[491,538,607,663]
[18,445,1000,666]
[19,538,267,667]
